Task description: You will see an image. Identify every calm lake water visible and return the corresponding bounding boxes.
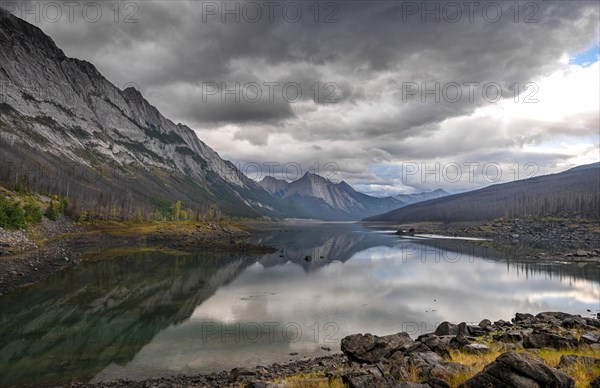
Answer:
[1,222,598,386]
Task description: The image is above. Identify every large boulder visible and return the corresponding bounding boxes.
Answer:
[459,351,575,388]
[478,319,492,327]
[534,312,574,325]
[579,331,600,346]
[389,351,468,382]
[463,343,490,354]
[341,367,393,388]
[341,332,414,363]
[493,331,524,343]
[557,354,600,369]
[466,324,488,337]
[523,330,578,350]
[435,322,459,336]
[584,317,600,328]
[513,312,536,324]
[449,331,472,350]
[410,334,451,359]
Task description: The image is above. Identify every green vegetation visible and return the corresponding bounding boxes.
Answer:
[0,195,26,229]
[0,192,69,229]
[44,195,69,221]
[22,196,43,223]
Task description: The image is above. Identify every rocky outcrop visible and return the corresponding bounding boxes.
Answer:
[459,351,575,388]
[341,332,414,363]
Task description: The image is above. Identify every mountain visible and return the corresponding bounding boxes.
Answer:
[257,172,404,220]
[365,163,600,223]
[0,9,291,219]
[393,189,450,205]
[257,176,290,197]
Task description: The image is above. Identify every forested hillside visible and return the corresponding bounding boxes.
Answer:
[366,163,600,223]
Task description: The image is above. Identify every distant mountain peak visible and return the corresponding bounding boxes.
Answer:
[393,189,450,205]
[257,172,402,220]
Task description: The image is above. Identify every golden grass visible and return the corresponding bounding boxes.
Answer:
[538,347,600,388]
[448,342,504,387]
[446,344,600,388]
[268,345,599,388]
[274,371,345,388]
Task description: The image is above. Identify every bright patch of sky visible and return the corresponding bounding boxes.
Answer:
[570,42,600,67]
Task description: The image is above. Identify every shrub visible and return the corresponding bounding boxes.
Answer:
[0,195,26,229]
[44,201,59,221]
[22,196,42,223]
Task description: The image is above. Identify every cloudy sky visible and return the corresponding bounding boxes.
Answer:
[8,0,599,195]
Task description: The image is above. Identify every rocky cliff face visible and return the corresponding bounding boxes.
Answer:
[257,176,290,197]
[0,9,282,217]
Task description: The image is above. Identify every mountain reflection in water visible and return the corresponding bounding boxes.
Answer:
[0,222,597,386]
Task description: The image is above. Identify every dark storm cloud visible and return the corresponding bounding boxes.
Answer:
[15,0,598,127]
[5,0,599,192]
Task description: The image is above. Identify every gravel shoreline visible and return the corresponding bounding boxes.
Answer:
[369,218,600,263]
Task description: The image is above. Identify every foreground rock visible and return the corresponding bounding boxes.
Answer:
[67,311,600,387]
[460,351,575,388]
[523,330,578,350]
[341,332,414,363]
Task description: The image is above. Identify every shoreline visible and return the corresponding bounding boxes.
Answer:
[67,311,600,387]
[0,219,275,296]
[363,218,600,263]
[2,217,599,296]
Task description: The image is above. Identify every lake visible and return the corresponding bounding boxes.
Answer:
[0,222,598,386]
